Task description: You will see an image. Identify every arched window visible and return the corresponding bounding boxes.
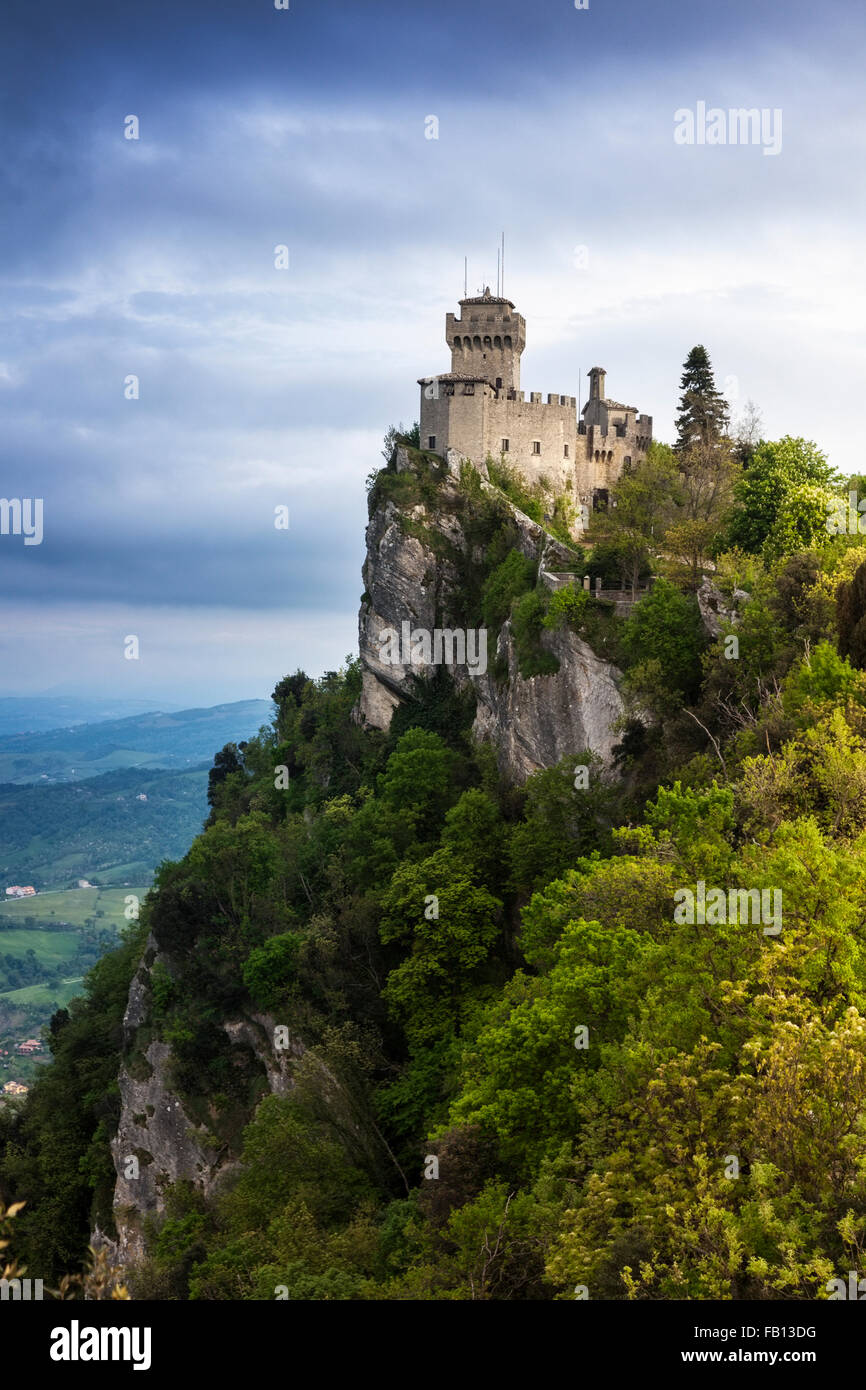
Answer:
[594,450,600,462]
[504,335,512,348]
[494,335,502,349]
[463,336,471,350]
[473,335,481,349]
[453,338,463,351]
[483,335,492,348]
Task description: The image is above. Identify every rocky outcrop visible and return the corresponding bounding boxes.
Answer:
[110,1039,220,1266]
[697,575,751,638]
[358,446,626,780]
[103,936,305,1272]
[473,621,624,781]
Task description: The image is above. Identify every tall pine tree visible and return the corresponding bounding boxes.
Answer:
[674,345,729,453]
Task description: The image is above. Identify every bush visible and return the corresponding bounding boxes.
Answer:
[621,578,705,699]
[487,458,543,523]
[543,583,592,631]
[481,551,536,628]
[242,933,301,1012]
[511,590,560,678]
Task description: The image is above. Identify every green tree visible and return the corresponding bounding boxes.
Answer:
[837,559,866,670]
[727,437,837,555]
[621,578,705,700]
[376,729,458,840]
[509,757,612,894]
[206,742,246,809]
[762,482,836,562]
[674,345,729,453]
[242,932,301,1012]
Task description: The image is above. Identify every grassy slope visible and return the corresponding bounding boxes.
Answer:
[0,886,149,931]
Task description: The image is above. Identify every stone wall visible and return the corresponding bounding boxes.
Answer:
[420,296,652,507]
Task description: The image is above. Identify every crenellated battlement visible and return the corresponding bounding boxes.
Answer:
[420,290,652,529]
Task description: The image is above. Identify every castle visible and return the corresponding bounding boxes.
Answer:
[418,288,652,517]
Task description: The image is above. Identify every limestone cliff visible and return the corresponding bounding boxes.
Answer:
[98,933,304,1271]
[358,445,626,780]
[100,442,627,1276]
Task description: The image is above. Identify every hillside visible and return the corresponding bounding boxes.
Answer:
[0,765,210,889]
[0,699,272,784]
[5,417,866,1303]
[0,697,168,738]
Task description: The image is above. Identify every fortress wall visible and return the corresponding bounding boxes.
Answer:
[420,296,653,508]
[483,394,578,492]
[581,428,638,491]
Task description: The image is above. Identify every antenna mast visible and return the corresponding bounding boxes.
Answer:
[464,256,467,298]
[501,231,505,297]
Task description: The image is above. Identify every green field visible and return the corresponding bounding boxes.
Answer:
[0,886,150,931]
[0,928,80,969]
[0,978,83,1008]
[0,887,151,1036]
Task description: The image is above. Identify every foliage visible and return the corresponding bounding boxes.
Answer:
[837,559,866,670]
[511,590,560,679]
[621,578,705,699]
[11,393,866,1308]
[480,550,536,629]
[674,344,730,453]
[727,436,838,555]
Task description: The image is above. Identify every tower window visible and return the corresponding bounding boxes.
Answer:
[428,436,436,450]
[501,438,510,452]
[532,441,541,455]
[563,444,570,458]
[495,377,502,390]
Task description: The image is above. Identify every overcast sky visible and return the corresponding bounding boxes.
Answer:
[1,0,864,706]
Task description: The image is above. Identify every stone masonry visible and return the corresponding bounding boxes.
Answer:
[419,288,652,521]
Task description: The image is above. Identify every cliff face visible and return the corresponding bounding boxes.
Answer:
[358,446,626,780]
[102,443,626,1274]
[101,935,304,1270]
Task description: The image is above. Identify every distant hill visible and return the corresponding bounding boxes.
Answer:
[0,696,169,738]
[0,764,214,889]
[0,699,273,784]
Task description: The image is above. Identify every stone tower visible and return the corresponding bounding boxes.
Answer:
[588,366,606,402]
[445,288,526,392]
[418,293,652,522]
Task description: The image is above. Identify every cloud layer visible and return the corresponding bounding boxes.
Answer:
[1,0,864,701]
